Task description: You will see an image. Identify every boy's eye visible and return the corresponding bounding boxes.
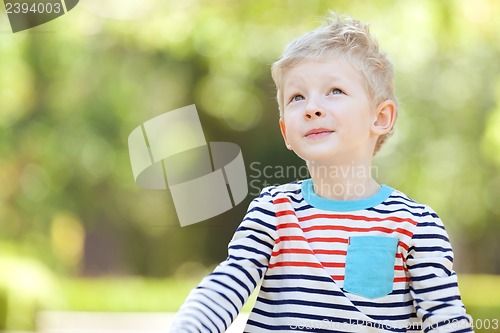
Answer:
[330,88,343,95]
[290,95,305,102]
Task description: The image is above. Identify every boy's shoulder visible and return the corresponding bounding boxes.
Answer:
[258,180,440,218]
[386,187,441,216]
[258,179,304,201]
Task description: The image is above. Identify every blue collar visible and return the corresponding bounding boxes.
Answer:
[301,178,393,212]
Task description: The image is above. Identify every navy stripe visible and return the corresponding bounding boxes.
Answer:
[210,278,244,306]
[367,312,412,321]
[390,288,412,295]
[259,285,345,297]
[228,244,271,260]
[352,299,414,308]
[227,262,259,288]
[264,274,333,283]
[271,189,301,198]
[388,194,418,203]
[414,221,445,229]
[190,301,221,332]
[246,206,276,218]
[410,282,458,295]
[410,273,440,282]
[408,246,452,253]
[236,224,274,242]
[367,207,427,217]
[211,271,251,296]
[276,194,305,204]
[434,295,463,303]
[295,204,313,211]
[426,302,452,314]
[196,285,239,315]
[199,293,234,325]
[407,262,452,276]
[256,296,358,312]
[381,200,425,210]
[412,233,450,242]
[247,233,274,250]
[228,255,266,268]
[197,298,226,332]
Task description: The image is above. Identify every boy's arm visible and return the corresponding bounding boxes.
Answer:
[169,187,277,333]
[406,206,473,333]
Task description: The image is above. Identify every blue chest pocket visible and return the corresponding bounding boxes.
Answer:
[343,236,399,299]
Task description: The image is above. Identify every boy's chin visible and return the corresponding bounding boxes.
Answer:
[291,147,334,161]
[300,153,366,166]
[293,148,340,164]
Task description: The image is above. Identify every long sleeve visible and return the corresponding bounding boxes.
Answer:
[169,188,277,333]
[406,205,473,333]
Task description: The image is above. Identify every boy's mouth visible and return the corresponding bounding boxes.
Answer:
[305,128,334,139]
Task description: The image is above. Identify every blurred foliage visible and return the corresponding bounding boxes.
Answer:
[0,249,62,330]
[0,0,499,328]
[459,275,500,321]
[60,277,203,313]
[42,275,497,321]
[54,275,500,333]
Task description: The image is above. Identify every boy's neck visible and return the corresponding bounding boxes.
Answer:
[306,159,380,201]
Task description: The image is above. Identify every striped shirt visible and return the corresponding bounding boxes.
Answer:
[170,180,473,332]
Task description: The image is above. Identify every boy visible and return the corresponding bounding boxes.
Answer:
[170,12,473,332]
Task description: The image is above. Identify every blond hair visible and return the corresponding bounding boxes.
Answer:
[271,12,398,155]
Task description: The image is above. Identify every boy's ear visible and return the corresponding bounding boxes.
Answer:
[279,118,293,150]
[371,100,397,136]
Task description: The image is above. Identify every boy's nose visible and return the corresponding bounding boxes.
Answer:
[304,106,325,119]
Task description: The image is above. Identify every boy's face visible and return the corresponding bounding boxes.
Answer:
[279,57,380,165]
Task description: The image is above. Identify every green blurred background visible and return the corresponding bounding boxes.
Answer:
[0,0,499,331]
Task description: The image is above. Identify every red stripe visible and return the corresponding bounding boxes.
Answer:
[275,236,349,244]
[276,223,301,230]
[331,276,408,283]
[272,248,347,257]
[279,223,413,238]
[268,261,345,269]
[301,225,412,237]
[299,213,418,226]
[394,277,410,283]
[272,248,315,256]
[276,210,296,217]
[275,236,308,244]
[322,262,345,268]
[314,249,347,255]
[273,198,291,204]
[399,242,409,251]
[308,237,349,244]
[268,261,323,269]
